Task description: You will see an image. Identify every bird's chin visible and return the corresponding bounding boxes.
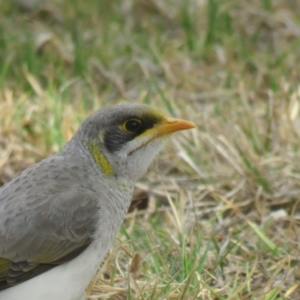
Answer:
[128,136,156,156]
[115,137,166,182]
[128,135,168,157]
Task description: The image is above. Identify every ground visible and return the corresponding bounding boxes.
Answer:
[0,0,300,299]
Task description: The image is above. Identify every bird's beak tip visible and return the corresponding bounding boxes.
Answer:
[155,117,196,137]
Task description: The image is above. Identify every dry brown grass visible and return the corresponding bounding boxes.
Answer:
[1,0,300,299]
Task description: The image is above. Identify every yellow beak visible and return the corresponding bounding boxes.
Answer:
[155,118,196,137]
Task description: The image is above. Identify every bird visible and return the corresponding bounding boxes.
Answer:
[0,103,195,300]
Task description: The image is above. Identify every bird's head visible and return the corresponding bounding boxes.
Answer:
[74,104,195,182]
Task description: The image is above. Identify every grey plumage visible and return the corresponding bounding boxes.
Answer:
[0,103,195,298]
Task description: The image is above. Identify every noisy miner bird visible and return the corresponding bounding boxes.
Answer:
[0,103,195,300]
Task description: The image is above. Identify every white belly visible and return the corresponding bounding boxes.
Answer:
[0,241,104,300]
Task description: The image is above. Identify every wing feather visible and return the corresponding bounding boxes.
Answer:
[0,156,99,290]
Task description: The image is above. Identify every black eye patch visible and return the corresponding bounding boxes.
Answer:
[103,114,162,153]
[103,127,129,153]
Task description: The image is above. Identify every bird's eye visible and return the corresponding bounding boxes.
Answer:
[124,118,142,133]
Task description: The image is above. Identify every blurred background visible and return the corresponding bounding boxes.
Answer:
[1,0,300,299]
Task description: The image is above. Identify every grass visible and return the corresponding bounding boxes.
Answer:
[1,0,300,299]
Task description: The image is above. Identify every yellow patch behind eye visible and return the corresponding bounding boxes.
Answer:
[86,141,114,176]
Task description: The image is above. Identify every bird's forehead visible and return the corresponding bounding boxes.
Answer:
[89,104,164,127]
